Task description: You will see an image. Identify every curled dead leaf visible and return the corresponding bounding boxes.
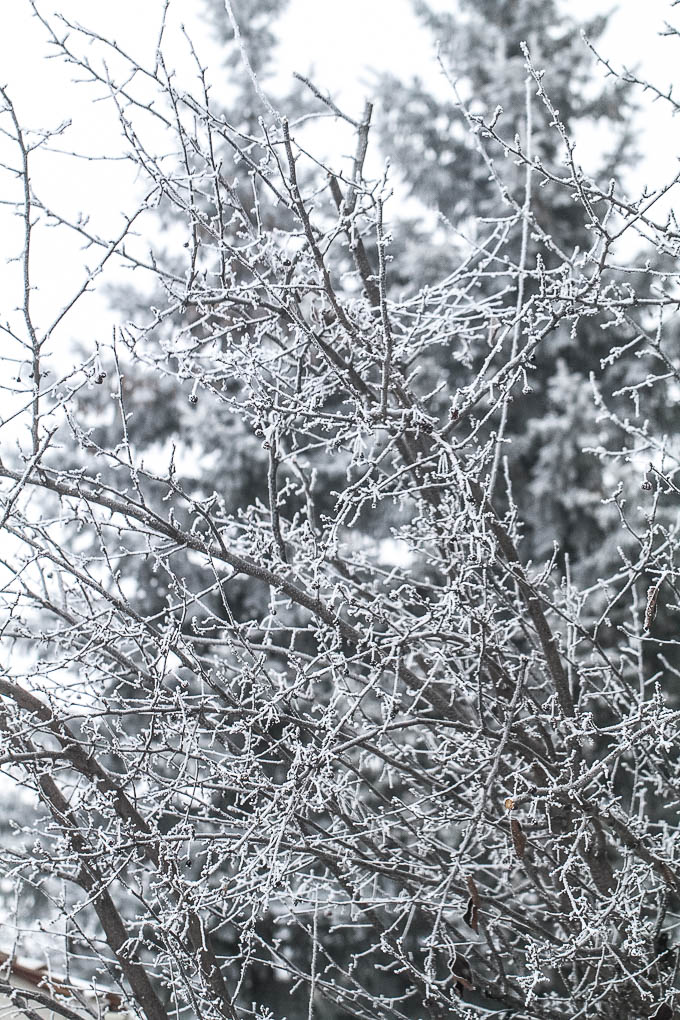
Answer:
[462,875,480,932]
[511,817,527,860]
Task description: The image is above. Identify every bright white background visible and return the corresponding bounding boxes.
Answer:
[0,0,678,357]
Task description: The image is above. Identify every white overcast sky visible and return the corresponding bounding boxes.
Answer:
[0,0,679,356]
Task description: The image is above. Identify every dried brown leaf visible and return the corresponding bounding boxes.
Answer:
[463,875,480,932]
[511,817,527,860]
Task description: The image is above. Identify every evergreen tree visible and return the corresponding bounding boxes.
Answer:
[375,0,655,577]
